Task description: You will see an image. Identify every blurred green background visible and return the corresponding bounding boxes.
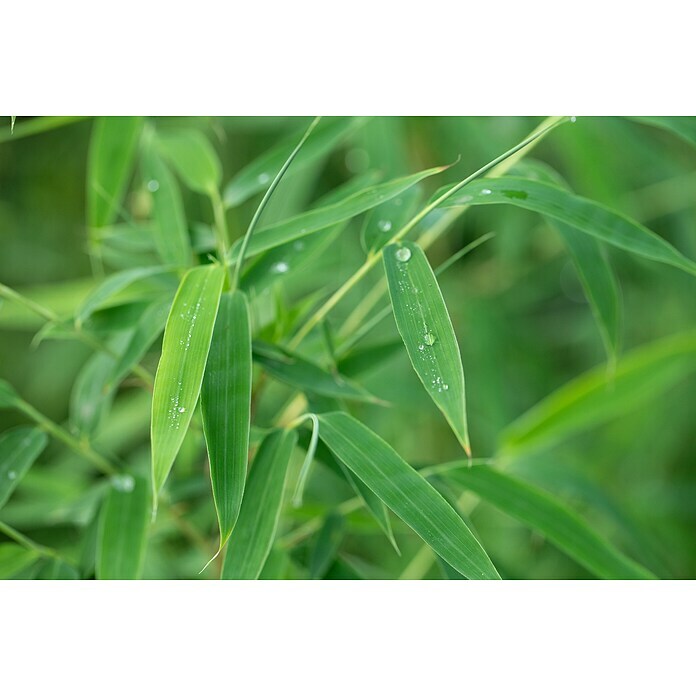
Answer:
[0,116,694,579]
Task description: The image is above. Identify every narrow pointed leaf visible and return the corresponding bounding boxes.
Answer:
[441,177,696,277]
[224,117,368,207]
[222,429,297,579]
[383,241,470,453]
[229,166,448,262]
[151,264,225,497]
[310,513,345,579]
[157,129,222,194]
[0,427,48,509]
[0,544,39,579]
[96,474,151,579]
[433,463,656,579]
[201,291,252,547]
[87,117,143,228]
[501,331,696,457]
[317,412,500,579]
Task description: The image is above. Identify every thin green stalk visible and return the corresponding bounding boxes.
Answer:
[231,116,321,290]
[0,283,58,323]
[209,187,234,286]
[289,117,570,348]
[0,520,63,561]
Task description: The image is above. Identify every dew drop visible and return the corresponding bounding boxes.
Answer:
[8,470,16,480]
[293,240,305,251]
[378,219,392,233]
[418,344,424,351]
[458,194,473,203]
[424,331,436,346]
[178,407,186,413]
[258,173,270,185]
[570,116,577,123]
[112,474,135,493]
[395,246,411,262]
[271,261,290,274]
[147,179,160,192]
[480,188,492,196]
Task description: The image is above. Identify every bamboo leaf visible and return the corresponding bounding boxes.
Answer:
[151,264,226,500]
[317,412,500,579]
[142,144,193,268]
[0,543,39,579]
[0,427,48,509]
[441,177,696,277]
[157,129,222,195]
[96,474,151,579]
[433,463,656,579]
[383,241,470,454]
[500,331,696,457]
[221,429,297,579]
[87,117,144,229]
[201,291,252,547]
[228,166,448,262]
[224,117,368,207]
[310,512,345,579]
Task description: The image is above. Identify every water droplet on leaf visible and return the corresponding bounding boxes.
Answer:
[378,219,392,232]
[271,261,290,274]
[395,247,411,262]
[147,179,160,192]
[480,188,492,196]
[424,331,436,346]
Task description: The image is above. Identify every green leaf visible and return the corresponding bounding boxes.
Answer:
[96,474,151,579]
[0,380,20,408]
[151,264,226,500]
[36,558,81,580]
[157,129,222,195]
[310,512,345,579]
[317,412,500,579]
[362,184,421,253]
[383,241,470,454]
[0,427,48,509]
[0,543,39,579]
[87,117,144,228]
[142,144,193,269]
[201,291,252,547]
[433,463,656,579]
[224,117,368,207]
[500,331,696,457]
[253,341,381,403]
[629,116,696,148]
[221,429,297,579]
[441,177,696,277]
[229,166,448,262]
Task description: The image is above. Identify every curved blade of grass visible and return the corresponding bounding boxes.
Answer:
[253,341,382,403]
[224,117,368,207]
[432,462,656,579]
[383,241,470,454]
[310,512,345,579]
[228,165,449,264]
[441,177,696,277]
[96,474,151,579]
[151,264,226,502]
[0,544,39,579]
[629,116,696,148]
[0,427,48,510]
[500,330,696,457]
[157,129,222,195]
[221,429,297,579]
[317,412,500,579]
[201,291,252,548]
[87,117,143,229]
[142,144,193,269]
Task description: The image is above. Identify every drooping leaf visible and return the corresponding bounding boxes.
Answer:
[87,117,144,229]
[0,427,48,509]
[433,462,656,579]
[0,544,39,579]
[221,429,297,579]
[500,331,696,457]
[201,291,252,547]
[383,241,470,454]
[228,166,448,262]
[151,264,225,500]
[317,412,500,579]
[96,474,151,579]
[224,117,368,207]
[310,512,345,579]
[441,177,696,277]
[157,129,222,194]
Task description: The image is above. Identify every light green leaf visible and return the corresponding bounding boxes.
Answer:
[142,144,193,269]
[500,331,696,457]
[433,463,656,579]
[88,117,144,228]
[253,341,381,404]
[442,177,696,277]
[0,543,39,579]
[383,241,470,454]
[310,512,345,579]
[96,474,151,579]
[201,291,252,547]
[229,166,448,262]
[224,117,368,207]
[317,412,500,579]
[221,429,297,579]
[151,264,226,500]
[629,116,696,148]
[0,427,48,509]
[157,129,222,194]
